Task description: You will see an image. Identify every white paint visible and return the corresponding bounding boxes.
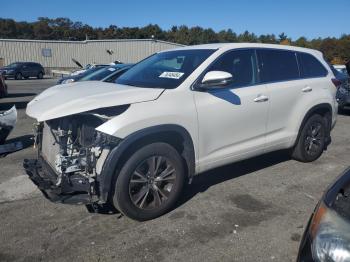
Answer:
[26,81,164,122]
[202,70,232,84]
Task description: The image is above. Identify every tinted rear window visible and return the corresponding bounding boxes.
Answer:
[297,53,328,78]
[257,49,299,83]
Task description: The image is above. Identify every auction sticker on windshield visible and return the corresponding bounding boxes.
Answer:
[159,72,184,79]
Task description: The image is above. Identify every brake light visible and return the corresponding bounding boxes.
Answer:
[331,78,341,89]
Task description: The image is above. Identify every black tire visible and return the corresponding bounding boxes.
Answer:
[37,72,43,79]
[15,72,22,80]
[24,76,29,79]
[2,84,8,97]
[0,128,11,145]
[113,142,185,221]
[291,114,326,162]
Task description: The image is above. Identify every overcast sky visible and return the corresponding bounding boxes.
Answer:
[1,0,348,40]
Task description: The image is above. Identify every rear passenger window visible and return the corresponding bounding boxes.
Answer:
[208,49,257,88]
[257,49,299,83]
[298,53,328,78]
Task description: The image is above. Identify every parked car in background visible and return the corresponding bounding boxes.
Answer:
[77,63,133,83]
[330,65,350,111]
[57,65,108,84]
[25,43,337,221]
[0,73,7,98]
[334,64,349,76]
[57,64,132,84]
[297,167,350,262]
[0,62,45,80]
[69,62,112,76]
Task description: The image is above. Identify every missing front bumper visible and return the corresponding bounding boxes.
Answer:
[23,158,93,205]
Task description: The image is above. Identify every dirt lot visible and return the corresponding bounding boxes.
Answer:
[0,79,349,262]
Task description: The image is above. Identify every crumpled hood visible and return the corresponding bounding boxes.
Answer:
[26,81,164,121]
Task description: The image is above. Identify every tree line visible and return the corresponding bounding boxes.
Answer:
[0,17,349,64]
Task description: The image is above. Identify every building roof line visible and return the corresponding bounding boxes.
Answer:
[0,38,185,46]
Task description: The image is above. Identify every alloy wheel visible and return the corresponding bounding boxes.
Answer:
[304,123,323,156]
[128,156,177,210]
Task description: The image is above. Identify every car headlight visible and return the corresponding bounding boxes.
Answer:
[7,69,14,73]
[311,203,350,262]
[62,79,75,84]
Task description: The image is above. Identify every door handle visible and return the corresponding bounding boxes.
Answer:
[302,86,312,93]
[254,95,269,102]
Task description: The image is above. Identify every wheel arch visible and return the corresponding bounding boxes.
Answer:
[294,103,333,147]
[98,124,195,203]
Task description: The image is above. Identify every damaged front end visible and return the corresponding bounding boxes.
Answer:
[23,106,126,205]
[0,106,17,144]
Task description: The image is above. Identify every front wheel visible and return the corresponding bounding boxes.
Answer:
[291,114,326,162]
[37,72,43,79]
[113,143,185,221]
[15,72,22,80]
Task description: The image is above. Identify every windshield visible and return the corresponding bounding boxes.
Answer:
[80,65,128,81]
[116,49,215,88]
[76,66,107,78]
[7,63,22,68]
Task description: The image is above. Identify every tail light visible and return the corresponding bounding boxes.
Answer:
[331,78,341,89]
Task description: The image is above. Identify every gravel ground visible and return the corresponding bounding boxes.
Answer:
[0,79,349,262]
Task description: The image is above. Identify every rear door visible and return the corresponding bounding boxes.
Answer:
[256,49,303,150]
[29,63,38,77]
[21,63,31,77]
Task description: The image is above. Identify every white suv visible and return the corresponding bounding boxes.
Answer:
[24,43,338,221]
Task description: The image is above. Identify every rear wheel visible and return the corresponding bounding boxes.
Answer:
[15,72,22,80]
[37,72,43,79]
[113,142,185,221]
[291,114,326,162]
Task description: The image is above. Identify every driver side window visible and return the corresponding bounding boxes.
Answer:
[208,49,257,88]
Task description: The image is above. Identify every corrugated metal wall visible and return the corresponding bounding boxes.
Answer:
[0,39,184,68]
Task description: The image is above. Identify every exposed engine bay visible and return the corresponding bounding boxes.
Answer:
[24,107,126,205]
[41,115,109,178]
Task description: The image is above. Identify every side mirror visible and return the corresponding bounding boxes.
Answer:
[200,71,233,89]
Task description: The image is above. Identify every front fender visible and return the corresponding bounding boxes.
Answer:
[97,124,196,203]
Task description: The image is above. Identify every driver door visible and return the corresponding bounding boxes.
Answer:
[21,64,31,77]
[193,49,269,172]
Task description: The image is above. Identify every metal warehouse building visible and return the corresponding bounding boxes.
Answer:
[0,39,184,70]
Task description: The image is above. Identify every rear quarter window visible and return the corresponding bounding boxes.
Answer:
[257,49,299,83]
[297,53,328,78]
